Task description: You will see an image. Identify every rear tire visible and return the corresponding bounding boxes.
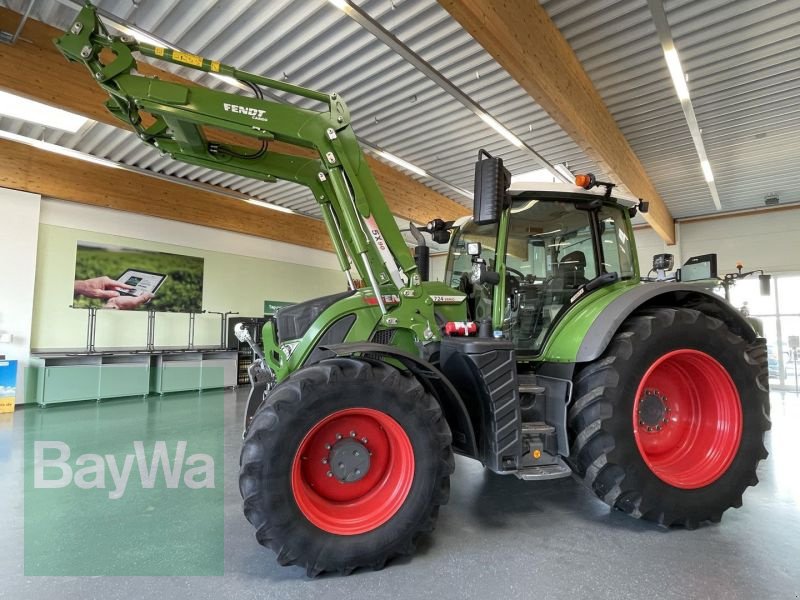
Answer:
[568,307,770,527]
[239,358,453,576]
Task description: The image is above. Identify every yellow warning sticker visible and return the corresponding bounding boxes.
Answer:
[173,50,204,67]
[154,46,165,57]
[210,60,221,73]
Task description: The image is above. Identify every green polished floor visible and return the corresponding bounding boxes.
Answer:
[1,389,799,599]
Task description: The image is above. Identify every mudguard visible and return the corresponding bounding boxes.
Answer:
[321,343,479,459]
[575,282,758,363]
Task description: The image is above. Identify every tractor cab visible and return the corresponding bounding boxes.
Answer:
[446,177,641,355]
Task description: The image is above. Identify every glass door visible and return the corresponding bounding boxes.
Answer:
[729,274,800,391]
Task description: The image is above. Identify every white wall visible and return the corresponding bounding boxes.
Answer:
[0,188,41,400]
[679,210,800,275]
[31,199,346,351]
[39,199,340,271]
[634,208,800,276]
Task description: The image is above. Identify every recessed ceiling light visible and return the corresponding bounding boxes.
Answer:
[478,113,525,150]
[554,164,574,183]
[700,159,714,183]
[511,168,558,184]
[663,48,690,102]
[246,198,295,214]
[0,129,119,168]
[373,149,428,177]
[0,90,89,133]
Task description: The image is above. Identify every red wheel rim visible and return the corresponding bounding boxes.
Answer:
[291,408,415,535]
[633,349,742,489]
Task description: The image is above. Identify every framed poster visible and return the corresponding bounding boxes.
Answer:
[73,242,204,312]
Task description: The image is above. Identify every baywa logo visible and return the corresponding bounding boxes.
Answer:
[34,441,215,500]
[223,102,268,122]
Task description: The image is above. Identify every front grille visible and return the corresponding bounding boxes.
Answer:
[370,328,397,346]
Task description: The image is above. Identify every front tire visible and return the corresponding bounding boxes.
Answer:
[568,307,770,527]
[239,358,453,576]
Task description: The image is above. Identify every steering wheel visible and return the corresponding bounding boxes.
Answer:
[506,267,525,281]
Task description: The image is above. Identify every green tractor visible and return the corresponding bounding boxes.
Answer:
[57,5,770,577]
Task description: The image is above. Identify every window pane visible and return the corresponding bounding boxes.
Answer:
[505,200,595,353]
[759,317,782,387]
[778,276,800,315]
[780,316,800,391]
[727,277,777,316]
[598,206,635,279]
[447,222,498,323]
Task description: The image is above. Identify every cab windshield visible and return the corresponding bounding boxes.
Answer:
[446,197,635,353]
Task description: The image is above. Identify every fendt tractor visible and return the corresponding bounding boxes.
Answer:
[57,4,770,576]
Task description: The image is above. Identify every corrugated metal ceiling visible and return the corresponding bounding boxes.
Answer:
[0,0,797,222]
[0,0,599,219]
[541,0,800,218]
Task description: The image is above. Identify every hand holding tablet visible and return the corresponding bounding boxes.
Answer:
[106,292,154,309]
[74,276,135,300]
[115,269,168,298]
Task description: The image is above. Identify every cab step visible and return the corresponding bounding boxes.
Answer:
[521,421,554,436]
[517,374,545,395]
[514,458,572,481]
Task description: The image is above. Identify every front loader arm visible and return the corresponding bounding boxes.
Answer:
[54,3,418,316]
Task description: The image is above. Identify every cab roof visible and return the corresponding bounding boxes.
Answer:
[508,181,640,208]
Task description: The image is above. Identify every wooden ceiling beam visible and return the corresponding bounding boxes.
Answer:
[0,138,334,252]
[0,7,468,224]
[438,0,676,244]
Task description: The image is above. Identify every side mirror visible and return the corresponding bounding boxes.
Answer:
[424,218,453,244]
[759,274,772,296]
[432,230,451,244]
[473,149,510,225]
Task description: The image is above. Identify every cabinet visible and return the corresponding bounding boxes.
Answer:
[201,355,238,389]
[99,356,151,398]
[150,350,238,394]
[41,365,101,404]
[27,350,238,405]
[28,354,147,406]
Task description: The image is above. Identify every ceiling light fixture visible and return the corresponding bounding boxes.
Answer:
[479,113,525,150]
[648,0,721,210]
[0,90,89,133]
[0,128,119,167]
[553,163,575,183]
[246,198,296,214]
[0,128,306,215]
[373,149,428,177]
[511,168,558,184]
[700,160,714,183]
[663,48,690,102]
[325,0,569,183]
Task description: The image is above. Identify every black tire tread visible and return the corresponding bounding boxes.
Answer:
[239,357,453,576]
[569,307,770,527]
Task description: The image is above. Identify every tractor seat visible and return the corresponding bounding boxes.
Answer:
[556,251,588,289]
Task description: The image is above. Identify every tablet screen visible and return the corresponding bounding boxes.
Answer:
[116,269,167,297]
